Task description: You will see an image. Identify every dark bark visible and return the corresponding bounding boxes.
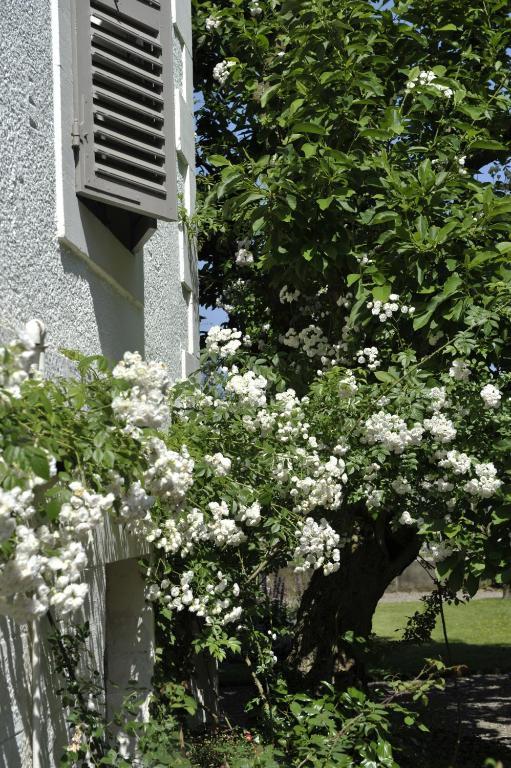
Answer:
[286,524,420,691]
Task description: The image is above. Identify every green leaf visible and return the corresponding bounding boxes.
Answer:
[207,154,231,167]
[261,83,279,107]
[471,139,508,150]
[442,274,462,296]
[374,370,397,383]
[347,273,360,287]
[372,285,391,302]
[317,196,334,210]
[28,451,50,481]
[302,142,318,158]
[292,121,326,135]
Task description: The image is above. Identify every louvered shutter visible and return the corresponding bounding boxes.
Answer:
[74,0,176,221]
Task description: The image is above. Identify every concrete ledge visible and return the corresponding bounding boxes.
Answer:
[88,515,151,566]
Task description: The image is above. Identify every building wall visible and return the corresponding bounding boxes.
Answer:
[0,1,196,765]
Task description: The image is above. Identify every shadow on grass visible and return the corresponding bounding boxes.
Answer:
[368,639,511,678]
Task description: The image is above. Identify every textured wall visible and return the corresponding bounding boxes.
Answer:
[0,0,196,764]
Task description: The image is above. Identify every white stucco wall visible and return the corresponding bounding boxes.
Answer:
[0,1,196,765]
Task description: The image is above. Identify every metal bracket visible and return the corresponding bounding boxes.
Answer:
[71,119,81,148]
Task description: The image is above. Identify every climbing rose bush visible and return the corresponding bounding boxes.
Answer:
[1,325,509,642]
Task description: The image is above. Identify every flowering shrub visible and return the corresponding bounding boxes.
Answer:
[1,324,509,654]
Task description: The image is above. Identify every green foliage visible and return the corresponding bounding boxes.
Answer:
[194,0,511,377]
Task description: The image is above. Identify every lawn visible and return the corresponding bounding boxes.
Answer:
[370,597,511,677]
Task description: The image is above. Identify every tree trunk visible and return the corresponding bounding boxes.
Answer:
[287,524,420,691]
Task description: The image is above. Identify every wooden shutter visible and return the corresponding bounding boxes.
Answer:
[73,0,176,221]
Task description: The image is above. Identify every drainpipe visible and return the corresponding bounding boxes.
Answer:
[26,320,47,768]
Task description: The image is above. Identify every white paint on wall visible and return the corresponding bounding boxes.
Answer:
[0,0,196,764]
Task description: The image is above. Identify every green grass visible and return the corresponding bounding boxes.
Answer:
[370,597,511,676]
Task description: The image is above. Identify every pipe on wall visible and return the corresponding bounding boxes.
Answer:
[26,320,46,768]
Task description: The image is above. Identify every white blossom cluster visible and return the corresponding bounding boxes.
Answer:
[117,480,154,522]
[147,569,242,626]
[281,325,332,359]
[289,454,347,514]
[158,509,210,556]
[464,462,502,499]
[235,240,254,265]
[0,330,43,400]
[279,285,301,304]
[367,294,415,323]
[205,326,243,357]
[143,438,194,506]
[242,409,277,435]
[59,482,115,540]
[205,15,221,31]
[213,59,235,85]
[153,497,262,558]
[399,510,422,527]
[0,471,114,623]
[293,517,341,576]
[426,386,448,411]
[339,372,358,399]
[392,476,412,495]
[355,346,380,370]
[406,69,454,98]
[205,452,232,476]
[423,413,457,443]
[225,368,268,407]
[249,1,263,17]
[0,486,35,542]
[423,541,454,563]
[364,411,423,454]
[480,384,502,409]
[112,351,171,433]
[449,359,470,381]
[208,501,247,546]
[236,501,262,527]
[437,450,471,475]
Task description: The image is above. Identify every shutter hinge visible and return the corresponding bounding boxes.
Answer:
[71,119,81,148]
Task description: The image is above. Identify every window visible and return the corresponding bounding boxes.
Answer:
[73,0,177,250]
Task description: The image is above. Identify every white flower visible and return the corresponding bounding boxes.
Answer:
[59,482,114,541]
[205,326,243,357]
[293,517,341,576]
[449,359,470,381]
[143,439,194,507]
[249,1,263,17]
[205,453,232,476]
[480,384,501,409]
[208,501,246,547]
[464,462,502,499]
[235,247,254,265]
[112,351,171,431]
[338,373,358,399]
[355,346,380,371]
[426,386,448,411]
[205,16,221,31]
[423,413,457,443]
[225,370,267,407]
[213,60,235,85]
[392,476,412,495]
[406,69,453,98]
[236,501,262,527]
[399,510,417,526]
[438,450,471,475]
[290,454,346,514]
[279,285,301,304]
[364,411,423,454]
[118,481,154,521]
